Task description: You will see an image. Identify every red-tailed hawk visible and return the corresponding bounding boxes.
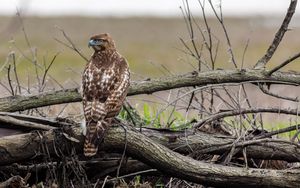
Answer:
[82,33,130,157]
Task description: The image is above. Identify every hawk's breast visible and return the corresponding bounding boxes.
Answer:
[83,64,118,101]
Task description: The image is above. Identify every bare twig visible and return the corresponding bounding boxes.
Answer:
[10,51,21,94]
[208,0,237,68]
[268,51,300,75]
[241,39,250,70]
[41,52,60,88]
[32,48,41,88]
[184,0,203,69]
[108,169,157,182]
[6,65,14,96]
[258,84,299,102]
[254,0,298,69]
[11,40,64,90]
[16,10,34,59]
[55,26,89,62]
[255,124,300,139]
[0,81,13,94]
[194,107,300,128]
[199,0,215,69]
[180,2,212,70]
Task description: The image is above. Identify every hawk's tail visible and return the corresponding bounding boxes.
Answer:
[84,120,108,157]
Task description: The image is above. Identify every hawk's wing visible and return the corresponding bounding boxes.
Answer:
[105,58,130,118]
[82,63,108,156]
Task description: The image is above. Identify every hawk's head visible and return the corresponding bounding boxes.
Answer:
[88,33,116,52]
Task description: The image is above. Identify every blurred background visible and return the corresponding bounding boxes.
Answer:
[0,0,299,130]
[0,0,299,81]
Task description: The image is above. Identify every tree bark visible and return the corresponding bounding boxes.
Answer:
[1,126,300,164]
[0,69,299,112]
[0,126,299,187]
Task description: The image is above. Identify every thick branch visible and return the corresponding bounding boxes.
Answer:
[143,128,300,162]
[1,125,300,163]
[0,88,82,112]
[106,128,300,188]
[0,69,299,112]
[0,126,300,187]
[255,0,298,68]
[1,115,299,162]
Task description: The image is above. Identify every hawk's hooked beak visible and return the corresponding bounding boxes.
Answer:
[88,39,101,48]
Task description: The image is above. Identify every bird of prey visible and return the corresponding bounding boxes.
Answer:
[82,33,130,157]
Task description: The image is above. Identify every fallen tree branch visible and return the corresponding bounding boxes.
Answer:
[1,123,300,163]
[143,127,300,162]
[0,69,299,112]
[0,114,55,131]
[0,112,66,127]
[0,126,300,187]
[0,88,82,112]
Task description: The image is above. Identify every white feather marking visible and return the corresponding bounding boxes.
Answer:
[81,118,87,136]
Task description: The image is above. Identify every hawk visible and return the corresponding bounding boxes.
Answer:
[82,33,130,157]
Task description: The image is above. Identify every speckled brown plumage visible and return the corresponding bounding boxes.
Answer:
[82,33,130,157]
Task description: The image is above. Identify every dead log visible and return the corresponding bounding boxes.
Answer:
[0,126,299,187]
[1,124,300,164]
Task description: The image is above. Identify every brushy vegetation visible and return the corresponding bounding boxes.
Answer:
[0,1,299,185]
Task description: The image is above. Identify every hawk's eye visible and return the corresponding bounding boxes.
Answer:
[95,39,105,42]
